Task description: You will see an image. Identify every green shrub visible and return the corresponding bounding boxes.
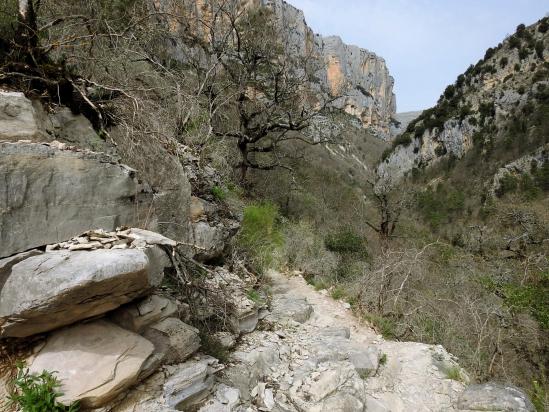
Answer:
[502,270,549,329]
[325,229,368,257]
[199,333,229,363]
[483,47,495,61]
[533,162,549,191]
[444,365,465,382]
[519,48,530,60]
[535,41,544,59]
[7,362,79,412]
[381,147,392,162]
[531,379,548,412]
[364,313,397,339]
[211,185,227,201]
[392,133,413,148]
[499,57,509,68]
[237,202,283,273]
[330,286,346,300]
[509,36,521,50]
[496,173,519,197]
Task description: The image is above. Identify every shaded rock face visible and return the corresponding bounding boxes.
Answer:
[29,320,155,409]
[0,247,168,337]
[0,91,40,140]
[0,141,150,258]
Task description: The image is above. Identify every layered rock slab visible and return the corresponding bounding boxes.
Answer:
[28,320,155,409]
[0,141,149,257]
[0,247,168,337]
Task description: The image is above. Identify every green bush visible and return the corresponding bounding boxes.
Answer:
[499,57,509,68]
[211,185,227,201]
[535,41,544,59]
[237,202,283,273]
[381,147,392,162]
[325,228,368,257]
[392,133,413,148]
[7,362,79,412]
[519,48,530,60]
[496,173,519,197]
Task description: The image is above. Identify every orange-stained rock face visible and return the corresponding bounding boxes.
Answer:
[327,57,345,96]
[151,0,396,138]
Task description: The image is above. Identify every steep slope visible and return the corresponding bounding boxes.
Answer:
[379,18,548,182]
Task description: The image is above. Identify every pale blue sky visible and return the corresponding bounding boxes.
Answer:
[287,0,548,112]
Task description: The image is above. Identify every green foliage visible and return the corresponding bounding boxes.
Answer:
[496,173,519,197]
[502,271,549,329]
[211,185,227,201]
[483,47,496,61]
[499,56,509,68]
[379,353,388,365]
[514,63,522,72]
[392,133,413,148]
[246,289,263,304]
[199,333,229,363]
[7,362,79,412]
[535,41,544,59]
[324,228,368,257]
[539,18,549,34]
[531,379,548,412]
[444,365,465,382]
[519,47,530,60]
[416,186,465,229]
[364,313,397,339]
[509,35,521,50]
[237,202,283,273]
[330,286,346,300]
[381,147,392,162]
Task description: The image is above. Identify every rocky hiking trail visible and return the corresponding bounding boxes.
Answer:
[118,270,534,412]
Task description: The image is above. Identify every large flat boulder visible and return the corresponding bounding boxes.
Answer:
[0,247,168,337]
[0,141,150,257]
[457,383,535,412]
[28,320,155,409]
[0,91,39,140]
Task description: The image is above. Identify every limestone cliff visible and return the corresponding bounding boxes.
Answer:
[264,0,397,138]
[153,0,397,138]
[379,18,548,181]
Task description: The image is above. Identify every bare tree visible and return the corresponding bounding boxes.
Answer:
[187,2,340,181]
[364,177,410,246]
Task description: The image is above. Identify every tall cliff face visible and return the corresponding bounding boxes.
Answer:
[153,0,396,138]
[262,0,396,138]
[378,18,548,181]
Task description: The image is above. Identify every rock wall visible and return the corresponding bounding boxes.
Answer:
[152,0,397,138]
[264,0,397,138]
[0,141,150,257]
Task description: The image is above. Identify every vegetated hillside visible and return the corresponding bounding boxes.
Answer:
[351,18,548,408]
[379,18,548,183]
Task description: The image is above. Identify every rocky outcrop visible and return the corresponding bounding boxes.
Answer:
[0,91,40,140]
[319,35,396,137]
[0,246,169,337]
[28,320,155,409]
[143,317,201,365]
[491,143,549,195]
[163,357,221,410]
[457,383,535,411]
[0,141,151,257]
